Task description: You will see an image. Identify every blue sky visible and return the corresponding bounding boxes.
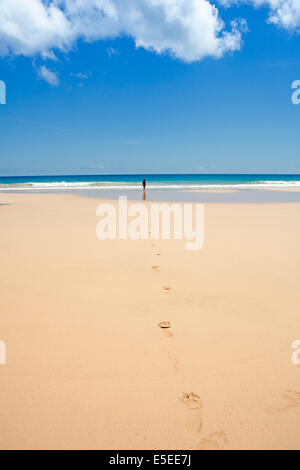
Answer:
[0,1,300,176]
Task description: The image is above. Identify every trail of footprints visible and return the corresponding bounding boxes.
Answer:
[150,239,300,449]
[150,239,229,450]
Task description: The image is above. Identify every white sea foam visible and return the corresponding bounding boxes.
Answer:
[1,180,300,191]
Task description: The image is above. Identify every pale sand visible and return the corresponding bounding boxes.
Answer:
[180,189,240,193]
[0,193,300,450]
[263,189,300,192]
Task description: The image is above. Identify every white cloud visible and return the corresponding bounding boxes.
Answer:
[220,0,300,30]
[259,0,300,29]
[70,72,91,79]
[107,47,120,57]
[41,50,58,61]
[38,65,59,85]
[0,0,70,56]
[89,162,104,170]
[0,0,245,64]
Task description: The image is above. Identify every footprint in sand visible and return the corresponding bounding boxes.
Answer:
[158,321,173,337]
[152,265,159,271]
[198,430,229,450]
[266,390,300,414]
[180,392,203,434]
[162,285,172,293]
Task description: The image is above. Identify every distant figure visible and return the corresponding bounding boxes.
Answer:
[142,178,147,200]
[142,179,146,190]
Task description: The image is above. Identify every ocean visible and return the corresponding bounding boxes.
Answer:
[1,174,300,191]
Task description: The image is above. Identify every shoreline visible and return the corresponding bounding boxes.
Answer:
[2,188,300,204]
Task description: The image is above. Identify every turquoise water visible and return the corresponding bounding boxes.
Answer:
[1,174,300,191]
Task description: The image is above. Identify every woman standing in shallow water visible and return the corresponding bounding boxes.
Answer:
[142,178,146,200]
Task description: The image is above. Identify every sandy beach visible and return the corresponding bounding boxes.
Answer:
[264,189,300,192]
[0,193,300,450]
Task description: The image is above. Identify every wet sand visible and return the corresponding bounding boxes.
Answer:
[180,189,240,193]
